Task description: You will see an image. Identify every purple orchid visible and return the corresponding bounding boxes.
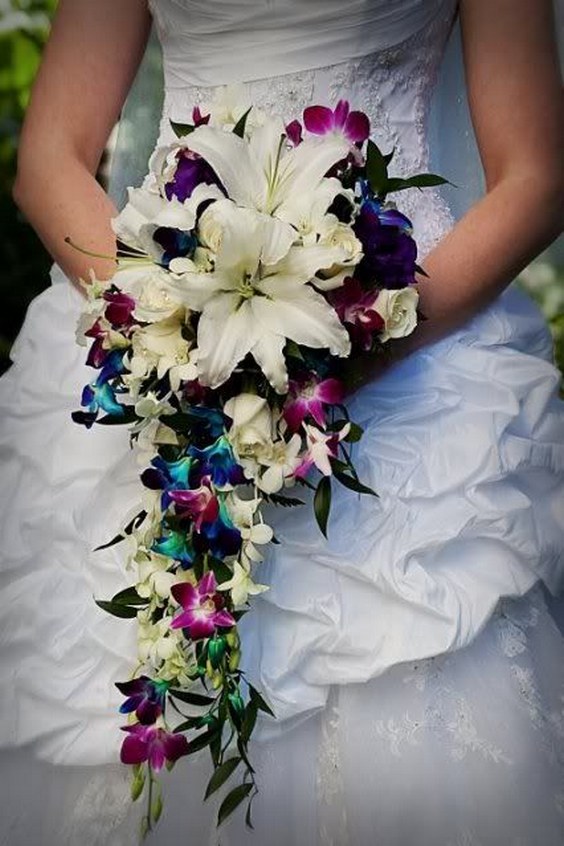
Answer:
[354,194,417,289]
[303,100,370,144]
[283,375,344,433]
[329,277,385,350]
[116,676,169,725]
[103,290,136,329]
[168,476,219,532]
[170,571,235,640]
[165,150,223,203]
[192,105,210,127]
[120,722,189,772]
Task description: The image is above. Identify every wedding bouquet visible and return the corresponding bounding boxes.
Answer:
[72,86,446,836]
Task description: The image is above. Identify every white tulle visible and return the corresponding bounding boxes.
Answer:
[1,0,564,843]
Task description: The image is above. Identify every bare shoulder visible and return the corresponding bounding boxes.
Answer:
[18,0,152,175]
[459,0,564,192]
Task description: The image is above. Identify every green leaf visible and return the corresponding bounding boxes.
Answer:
[95,599,139,619]
[232,106,252,138]
[248,685,276,718]
[208,557,234,585]
[187,729,221,755]
[169,689,216,707]
[245,794,255,830]
[285,339,305,361]
[265,492,305,508]
[383,148,396,166]
[313,475,332,538]
[366,140,389,196]
[111,586,147,606]
[386,174,450,194]
[240,700,258,743]
[97,407,138,426]
[344,422,364,443]
[236,737,256,774]
[170,120,195,138]
[333,470,378,497]
[94,531,126,552]
[204,756,242,800]
[414,263,429,278]
[217,782,254,827]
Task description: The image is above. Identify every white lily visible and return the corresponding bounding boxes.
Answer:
[186,116,350,223]
[168,201,351,392]
[112,182,224,261]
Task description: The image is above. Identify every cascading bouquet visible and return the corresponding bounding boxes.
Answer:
[71,87,446,837]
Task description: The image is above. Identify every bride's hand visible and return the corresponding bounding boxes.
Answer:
[12,0,152,290]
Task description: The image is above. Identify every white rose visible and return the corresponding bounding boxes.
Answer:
[128,315,193,384]
[313,215,364,290]
[113,264,182,323]
[223,393,275,467]
[198,201,228,253]
[374,287,419,343]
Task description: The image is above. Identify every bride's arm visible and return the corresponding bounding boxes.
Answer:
[394,0,564,359]
[12,0,152,287]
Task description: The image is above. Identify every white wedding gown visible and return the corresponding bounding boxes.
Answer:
[1,1,564,844]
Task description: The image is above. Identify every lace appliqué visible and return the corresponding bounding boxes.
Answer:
[315,687,350,846]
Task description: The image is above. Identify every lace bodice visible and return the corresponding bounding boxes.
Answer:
[147,0,459,258]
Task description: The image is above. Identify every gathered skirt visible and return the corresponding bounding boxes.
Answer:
[0,270,563,845]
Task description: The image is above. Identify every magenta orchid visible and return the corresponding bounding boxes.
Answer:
[103,290,136,329]
[120,722,189,772]
[329,276,385,350]
[285,119,303,147]
[283,375,344,432]
[303,100,370,145]
[168,476,219,532]
[170,571,236,639]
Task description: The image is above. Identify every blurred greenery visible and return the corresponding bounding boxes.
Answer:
[0,1,562,389]
[0,0,56,368]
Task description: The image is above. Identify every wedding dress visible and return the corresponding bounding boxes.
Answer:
[1,1,564,844]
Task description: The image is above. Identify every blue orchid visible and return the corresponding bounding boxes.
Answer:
[152,530,195,568]
[189,435,245,488]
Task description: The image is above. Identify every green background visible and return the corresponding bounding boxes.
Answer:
[1,0,562,382]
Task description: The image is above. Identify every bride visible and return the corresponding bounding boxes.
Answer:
[2,1,563,844]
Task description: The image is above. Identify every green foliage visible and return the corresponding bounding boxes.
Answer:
[518,262,564,394]
[0,1,57,372]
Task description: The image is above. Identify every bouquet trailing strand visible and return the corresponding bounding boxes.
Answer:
[71,86,447,836]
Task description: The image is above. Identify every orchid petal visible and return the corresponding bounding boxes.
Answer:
[333,100,350,130]
[199,570,217,596]
[303,105,335,135]
[120,734,148,765]
[171,582,197,609]
[344,111,370,143]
